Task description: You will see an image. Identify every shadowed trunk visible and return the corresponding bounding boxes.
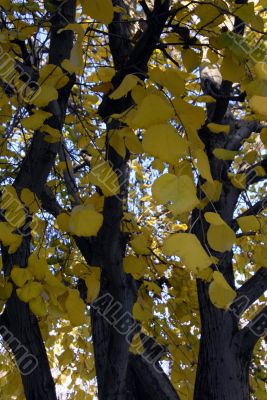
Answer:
[194,281,251,400]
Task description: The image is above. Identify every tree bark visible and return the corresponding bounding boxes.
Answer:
[194,281,251,400]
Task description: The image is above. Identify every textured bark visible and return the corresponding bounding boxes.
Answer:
[194,280,251,400]
[126,354,180,400]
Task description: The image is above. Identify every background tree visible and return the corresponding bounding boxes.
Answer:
[0,0,266,400]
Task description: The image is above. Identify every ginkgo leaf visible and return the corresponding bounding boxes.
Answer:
[38,64,69,89]
[21,110,52,130]
[29,295,47,317]
[0,281,13,301]
[209,271,236,309]
[152,173,199,215]
[11,267,32,287]
[130,94,175,128]
[123,255,146,279]
[201,180,222,201]
[56,213,71,232]
[132,301,151,321]
[237,215,261,232]
[172,98,206,148]
[182,48,202,72]
[16,281,43,302]
[149,67,185,97]
[130,232,151,255]
[109,130,126,158]
[20,188,40,214]
[143,124,188,164]
[205,212,236,252]
[163,233,212,272]
[27,253,49,281]
[213,148,237,160]
[81,0,114,25]
[207,123,230,134]
[194,149,213,182]
[85,267,101,302]
[65,289,86,326]
[254,62,267,81]
[30,85,58,107]
[109,75,141,100]
[0,222,23,254]
[88,161,120,196]
[249,95,267,117]
[69,205,103,237]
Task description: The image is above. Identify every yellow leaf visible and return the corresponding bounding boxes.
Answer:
[143,124,188,164]
[109,130,126,158]
[85,267,101,302]
[173,98,206,148]
[27,253,49,281]
[69,205,103,237]
[42,124,61,142]
[0,280,13,300]
[201,180,222,202]
[163,233,212,272]
[0,222,23,254]
[21,110,52,130]
[221,50,246,82]
[205,212,236,252]
[20,188,40,214]
[123,255,146,279]
[65,289,86,326]
[56,212,70,232]
[17,281,43,302]
[88,161,120,196]
[130,232,151,255]
[229,173,246,189]
[109,75,141,100]
[29,295,47,317]
[11,267,32,287]
[182,48,202,72]
[30,85,58,107]
[254,62,267,81]
[237,215,261,232]
[209,271,236,309]
[152,173,199,215]
[149,67,185,97]
[57,348,74,367]
[39,64,69,89]
[132,301,151,321]
[213,148,237,160]
[81,0,114,25]
[207,123,230,134]
[249,95,267,117]
[194,149,213,182]
[131,94,175,128]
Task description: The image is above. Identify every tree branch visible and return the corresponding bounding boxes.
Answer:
[239,305,267,352]
[229,268,267,317]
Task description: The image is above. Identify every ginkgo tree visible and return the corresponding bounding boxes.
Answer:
[0,0,266,399]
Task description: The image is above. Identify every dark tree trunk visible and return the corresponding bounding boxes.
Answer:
[1,293,57,400]
[1,240,57,400]
[194,279,251,400]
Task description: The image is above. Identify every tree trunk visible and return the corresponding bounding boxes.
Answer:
[194,280,251,400]
[1,293,57,400]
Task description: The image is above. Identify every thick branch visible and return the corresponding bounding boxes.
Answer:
[229,268,267,317]
[239,305,267,352]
